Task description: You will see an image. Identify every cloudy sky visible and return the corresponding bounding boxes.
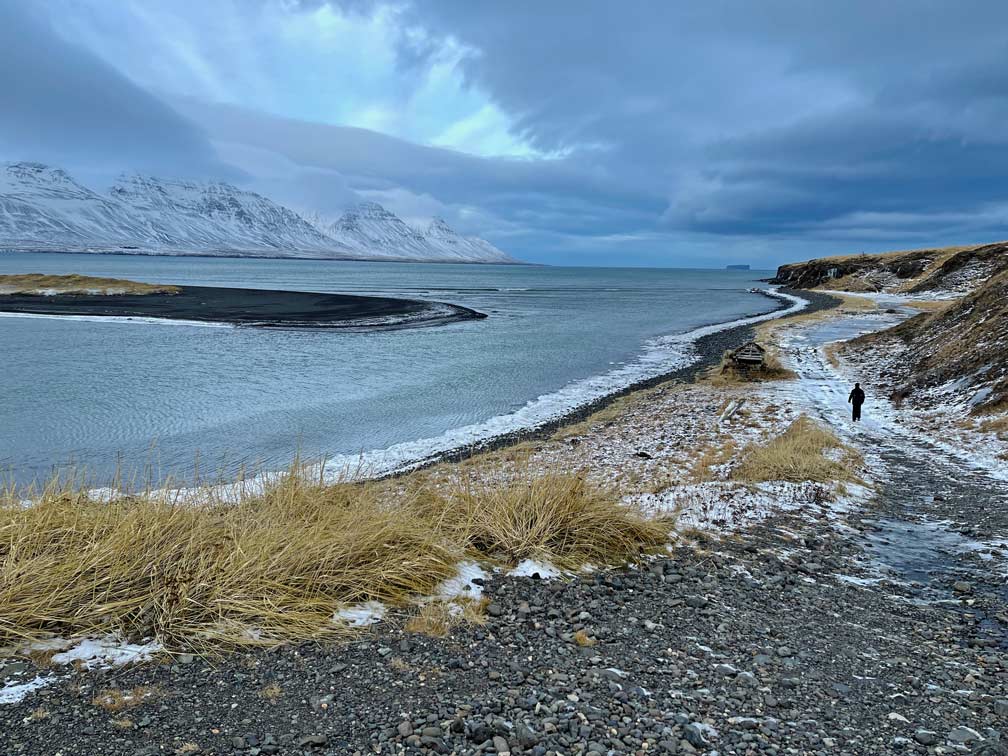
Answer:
[2,0,1007,267]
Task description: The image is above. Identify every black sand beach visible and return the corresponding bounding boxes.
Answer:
[0,285,487,329]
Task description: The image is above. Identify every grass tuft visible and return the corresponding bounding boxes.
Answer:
[409,472,670,570]
[573,629,597,647]
[404,597,489,637]
[92,686,160,712]
[731,415,862,484]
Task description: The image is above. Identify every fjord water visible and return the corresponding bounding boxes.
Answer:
[0,252,776,487]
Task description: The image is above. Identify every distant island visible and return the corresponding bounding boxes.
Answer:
[726,264,750,270]
[0,273,486,329]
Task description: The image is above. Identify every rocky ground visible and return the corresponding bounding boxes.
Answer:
[1,501,1005,756]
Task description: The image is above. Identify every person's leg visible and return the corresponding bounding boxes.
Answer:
[854,405,861,421]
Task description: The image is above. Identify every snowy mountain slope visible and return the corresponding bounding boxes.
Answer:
[109,175,338,253]
[329,202,436,260]
[424,216,513,263]
[0,162,517,263]
[0,163,153,247]
[329,203,514,263]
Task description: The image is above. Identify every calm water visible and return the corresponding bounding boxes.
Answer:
[0,252,776,487]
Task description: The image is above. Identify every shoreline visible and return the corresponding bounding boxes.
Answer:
[0,247,530,266]
[0,284,487,330]
[341,287,841,481]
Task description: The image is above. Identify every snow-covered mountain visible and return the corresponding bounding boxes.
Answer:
[329,202,513,263]
[0,162,517,263]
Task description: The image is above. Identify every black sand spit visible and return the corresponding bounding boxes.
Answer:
[0,285,486,329]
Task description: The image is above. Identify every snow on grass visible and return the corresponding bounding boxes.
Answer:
[333,601,387,627]
[47,636,161,669]
[629,480,863,536]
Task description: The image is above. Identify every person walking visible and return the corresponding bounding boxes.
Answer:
[848,382,866,422]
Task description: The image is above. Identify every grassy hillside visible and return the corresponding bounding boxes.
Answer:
[772,241,1008,294]
[0,273,180,296]
[843,269,1008,413]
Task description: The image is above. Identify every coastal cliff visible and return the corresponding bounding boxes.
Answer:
[771,240,1008,294]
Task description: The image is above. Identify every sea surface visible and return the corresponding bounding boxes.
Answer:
[0,252,780,488]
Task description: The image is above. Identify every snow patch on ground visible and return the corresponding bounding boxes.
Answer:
[507,559,564,579]
[1,634,161,705]
[46,636,161,669]
[0,675,56,705]
[437,561,487,600]
[631,480,866,536]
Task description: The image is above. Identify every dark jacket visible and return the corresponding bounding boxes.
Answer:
[848,387,865,405]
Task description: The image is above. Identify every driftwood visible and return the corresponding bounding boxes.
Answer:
[718,397,747,423]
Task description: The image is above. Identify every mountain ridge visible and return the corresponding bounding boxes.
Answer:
[0,162,517,264]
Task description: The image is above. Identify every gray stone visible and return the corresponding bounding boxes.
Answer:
[948,726,983,744]
[683,723,712,749]
[297,734,327,748]
[913,730,939,746]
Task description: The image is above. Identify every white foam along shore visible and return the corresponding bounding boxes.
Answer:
[314,288,809,481]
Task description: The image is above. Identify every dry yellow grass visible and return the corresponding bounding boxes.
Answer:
[731,415,861,484]
[408,472,670,570]
[688,439,737,483]
[904,299,954,313]
[0,471,459,652]
[1,467,669,652]
[259,683,283,701]
[92,685,161,712]
[808,244,975,265]
[573,629,596,647]
[0,273,180,296]
[404,597,489,637]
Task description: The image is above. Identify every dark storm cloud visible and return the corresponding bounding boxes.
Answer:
[7,0,1008,265]
[0,0,227,178]
[344,0,1008,247]
[173,97,664,238]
